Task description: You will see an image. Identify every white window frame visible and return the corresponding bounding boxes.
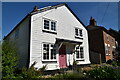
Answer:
[105,44,110,56]
[75,27,83,38]
[106,34,109,41]
[75,45,84,60]
[43,17,57,33]
[80,47,84,59]
[42,43,57,61]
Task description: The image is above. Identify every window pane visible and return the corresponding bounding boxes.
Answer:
[75,28,78,36]
[76,51,80,58]
[43,44,49,60]
[80,47,84,58]
[106,45,110,55]
[51,45,56,59]
[79,30,83,36]
[80,52,84,58]
[44,20,49,30]
[43,43,56,60]
[106,34,109,41]
[51,22,56,31]
[75,28,83,37]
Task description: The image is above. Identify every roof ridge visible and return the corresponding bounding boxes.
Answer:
[30,3,66,15]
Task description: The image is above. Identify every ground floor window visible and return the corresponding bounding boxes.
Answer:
[43,43,56,60]
[80,47,84,58]
[75,46,84,59]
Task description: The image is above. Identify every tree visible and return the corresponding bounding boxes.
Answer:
[2,41,18,78]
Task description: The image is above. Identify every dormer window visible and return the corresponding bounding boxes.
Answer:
[75,28,83,39]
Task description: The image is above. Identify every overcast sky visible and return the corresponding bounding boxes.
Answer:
[2,2,118,38]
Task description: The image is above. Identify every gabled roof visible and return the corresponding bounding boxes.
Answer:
[30,3,86,27]
[4,3,86,40]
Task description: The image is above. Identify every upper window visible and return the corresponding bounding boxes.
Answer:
[75,46,84,59]
[43,43,56,61]
[106,34,109,41]
[112,39,114,42]
[75,28,83,38]
[44,20,49,30]
[43,18,56,32]
[51,22,56,31]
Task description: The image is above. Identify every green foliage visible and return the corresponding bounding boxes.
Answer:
[54,73,85,79]
[19,62,46,78]
[2,41,18,78]
[111,61,118,67]
[73,60,78,71]
[39,64,47,74]
[73,60,78,66]
[87,65,120,79]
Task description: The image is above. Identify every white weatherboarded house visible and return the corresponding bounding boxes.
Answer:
[4,4,90,70]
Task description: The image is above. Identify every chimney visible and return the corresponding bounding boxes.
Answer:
[33,6,38,12]
[89,17,97,26]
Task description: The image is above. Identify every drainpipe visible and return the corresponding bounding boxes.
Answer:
[99,53,102,64]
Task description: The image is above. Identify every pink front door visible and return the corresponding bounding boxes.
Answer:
[59,45,67,68]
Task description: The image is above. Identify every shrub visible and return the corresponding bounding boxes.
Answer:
[87,65,120,79]
[19,62,46,78]
[111,60,118,67]
[54,73,85,79]
[2,41,18,78]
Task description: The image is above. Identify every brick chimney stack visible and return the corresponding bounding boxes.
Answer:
[33,6,38,12]
[89,17,97,26]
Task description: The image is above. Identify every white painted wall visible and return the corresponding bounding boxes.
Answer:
[30,5,90,70]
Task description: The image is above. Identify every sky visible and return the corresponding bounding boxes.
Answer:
[2,2,119,39]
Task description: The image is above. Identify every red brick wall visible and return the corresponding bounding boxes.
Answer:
[103,31,116,61]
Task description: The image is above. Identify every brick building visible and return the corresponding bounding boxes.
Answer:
[86,17,116,64]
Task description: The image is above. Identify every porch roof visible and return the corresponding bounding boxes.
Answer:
[56,38,82,44]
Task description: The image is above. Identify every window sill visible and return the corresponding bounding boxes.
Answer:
[75,36,83,40]
[76,59,84,61]
[106,54,111,56]
[42,29,57,34]
[42,60,57,63]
